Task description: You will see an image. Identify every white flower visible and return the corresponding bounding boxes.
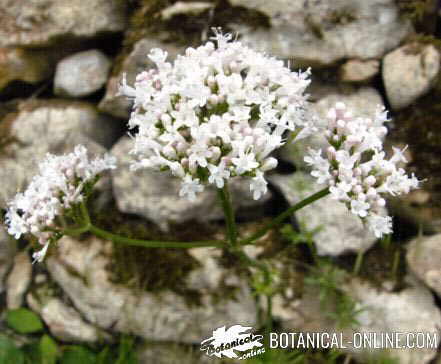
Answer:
[232,152,259,175]
[208,162,230,188]
[5,145,116,262]
[250,172,268,200]
[179,175,204,201]
[119,29,312,201]
[305,102,419,238]
[367,214,392,238]
[350,199,370,218]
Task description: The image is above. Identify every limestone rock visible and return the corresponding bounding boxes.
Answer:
[230,0,411,66]
[340,59,380,82]
[0,0,127,47]
[274,275,440,364]
[406,234,441,297]
[27,294,111,343]
[6,251,32,309]
[0,47,56,90]
[0,100,120,208]
[54,49,111,98]
[111,136,270,231]
[269,173,377,256]
[0,226,16,293]
[160,2,214,21]
[46,236,257,344]
[383,43,440,109]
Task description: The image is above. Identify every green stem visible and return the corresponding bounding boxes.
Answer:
[240,187,330,245]
[88,224,225,249]
[353,250,364,275]
[217,183,238,246]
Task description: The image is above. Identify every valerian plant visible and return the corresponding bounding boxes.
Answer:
[4,30,420,333]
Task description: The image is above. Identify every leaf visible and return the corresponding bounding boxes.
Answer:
[96,347,110,364]
[0,335,25,364]
[6,308,44,334]
[39,335,58,364]
[61,346,96,364]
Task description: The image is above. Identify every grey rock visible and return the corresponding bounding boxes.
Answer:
[274,275,440,364]
[46,236,257,344]
[0,47,57,91]
[6,251,32,309]
[406,234,441,298]
[99,37,185,119]
[160,2,214,21]
[340,59,380,83]
[231,0,411,66]
[54,50,111,98]
[111,136,270,231]
[279,87,383,170]
[27,293,111,343]
[383,43,440,109]
[0,100,120,209]
[269,173,377,256]
[0,227,16,293]
[0,0,127,47]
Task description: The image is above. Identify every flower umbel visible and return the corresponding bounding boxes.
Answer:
[5,145,116,262]
[119,29,314,201]
[304,102,419,238]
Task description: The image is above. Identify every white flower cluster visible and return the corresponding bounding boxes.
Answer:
[5,145,116,262]
[304,102,419,238]
[119,30,314,201]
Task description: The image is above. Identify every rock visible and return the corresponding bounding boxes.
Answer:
[27,293,110,343]
[406,234,441,297]
[138,342,219,364]
[99,37,185,119]
[0,0,127,47]
[340,59,380,82]
[54,50,111,98]
[230,0,411,66]
[383,43,440,110]
[46,236,257,344]
[279,87,383,170]
[0,226,16,293]
[274,275,440,364]
[0,47,57,91]
[6,251,32,309]
[0,100,120,209]
[160,2,214,21]
[111,136,270,231]
[269,173,377,256]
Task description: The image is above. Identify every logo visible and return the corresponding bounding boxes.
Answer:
[200,325,264,359]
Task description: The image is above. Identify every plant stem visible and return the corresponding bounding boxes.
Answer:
[353,250,364,275]
[88,224,225,249]
[217,183,238,246]
[240,187,330,245]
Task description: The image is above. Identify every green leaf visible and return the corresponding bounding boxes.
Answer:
[6,308,44,334]
[96,347,110,364]
[21,342,41,364]
[0,335,25,364]
[39,335,58,364]
[61,346,96,364]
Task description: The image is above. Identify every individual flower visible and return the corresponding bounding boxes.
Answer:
[119,28,314,201]
[304,102,419,238]
[4,145,116,263]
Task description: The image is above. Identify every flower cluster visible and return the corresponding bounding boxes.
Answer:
[5,145,116,262]
[304,102,419,238]
[119,29,314,201]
